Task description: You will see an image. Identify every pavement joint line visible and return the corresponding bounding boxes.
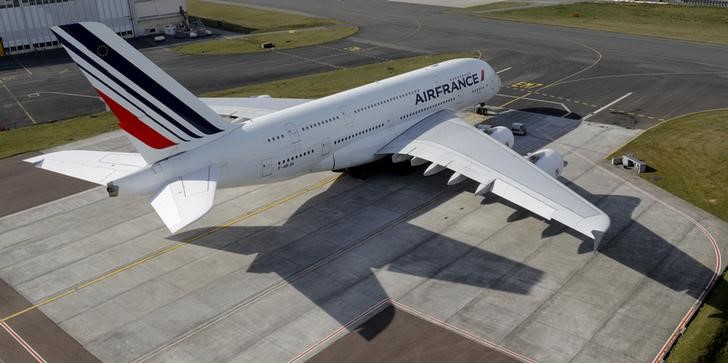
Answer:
[1,321,46,363]
[0,175,340,324]
[291,298,536,363]
[574,206,697,362]
[534,118,722,362]
[271,49,345,70]
[472,146,622,351]
[135,185,453,362]
[394,301,537,363]
[576,154,722,363]
[0,79,36,124]
[289,298,391,362]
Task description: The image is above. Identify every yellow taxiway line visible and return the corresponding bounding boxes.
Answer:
[0,175,340,323]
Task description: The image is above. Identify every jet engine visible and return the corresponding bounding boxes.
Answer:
[483,126,514,148]
[526,149,564,178]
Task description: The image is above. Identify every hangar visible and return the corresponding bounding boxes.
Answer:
[0,0,185,55]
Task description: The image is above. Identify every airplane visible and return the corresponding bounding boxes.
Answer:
[26,22,610,250]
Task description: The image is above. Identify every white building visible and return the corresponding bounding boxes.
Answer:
[0,0,186,55]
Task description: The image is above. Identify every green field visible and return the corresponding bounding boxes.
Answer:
[0,52,473,158]
[207,52,474,98]
[668,272,728,362]
[176,26,358,55]
[473,2,728,45]
[188,0,339,33]
[609,110,728,362]
[0,112,117,159]
[609,110,728,221]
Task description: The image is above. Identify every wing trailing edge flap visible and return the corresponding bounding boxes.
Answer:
[150,164,219,233]
[379,110,609,250]
[24,150,147,185]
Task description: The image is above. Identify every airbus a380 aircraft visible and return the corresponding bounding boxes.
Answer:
[27,22,610,249]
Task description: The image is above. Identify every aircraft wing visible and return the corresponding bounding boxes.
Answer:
[200,97,311,120]
[378,110,610,250]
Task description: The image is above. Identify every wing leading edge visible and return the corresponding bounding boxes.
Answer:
[378,110,609,250]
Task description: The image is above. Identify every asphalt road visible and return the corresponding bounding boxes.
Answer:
[1,0,726,129]
[0,3,726,362]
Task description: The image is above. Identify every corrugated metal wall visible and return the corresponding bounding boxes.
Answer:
[0,0,133,55]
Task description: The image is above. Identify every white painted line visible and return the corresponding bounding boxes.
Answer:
[496,67,512,74]
[497,93,571,115]
[1,322,47,363]
[33,91,102,100]
[12,55,32,76]
[582,92,632,121]
[0,79,36,124]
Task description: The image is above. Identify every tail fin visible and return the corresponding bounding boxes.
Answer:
[50,22,231,163]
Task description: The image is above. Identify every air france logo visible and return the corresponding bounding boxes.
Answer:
[415,71,482,106]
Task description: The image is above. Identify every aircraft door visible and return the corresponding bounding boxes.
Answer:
[261,158,272,177]
[386,115,393,129]
[322,137,331,155]
[339,105,353,124]
[284,123,300,143]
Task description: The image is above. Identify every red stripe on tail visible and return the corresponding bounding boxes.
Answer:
[96,90,176,149]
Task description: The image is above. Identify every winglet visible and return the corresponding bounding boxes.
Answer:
[585,213,610,254]
[592,230,606,254]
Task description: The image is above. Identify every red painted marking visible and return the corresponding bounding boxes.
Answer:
[96,90,176,149]
[565,152,722,363]
[481,69,485,81]
[290,298,536,363]
[1,322,47,363]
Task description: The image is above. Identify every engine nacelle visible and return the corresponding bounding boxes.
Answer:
[527,149,564,178]
[483,126,514,148]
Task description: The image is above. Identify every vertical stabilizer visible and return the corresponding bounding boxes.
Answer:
[50,22,231,163]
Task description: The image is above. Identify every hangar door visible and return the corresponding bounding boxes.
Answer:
[0,0,133,55]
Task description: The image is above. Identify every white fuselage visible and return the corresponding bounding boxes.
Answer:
[114,58,500,195]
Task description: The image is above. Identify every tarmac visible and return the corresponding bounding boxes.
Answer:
[1,0,728,361]
[2,0,727,129]
[0,110,726,362]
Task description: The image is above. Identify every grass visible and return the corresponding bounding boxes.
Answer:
[609,110,728,222]
[668,271,728,362]
[472,2,728,45]
[609,110,728,362]
[187,0,339,33]
[207,52,474,98]
[0,112,118,159]
[0,53,473,158]
[176,26,358,55]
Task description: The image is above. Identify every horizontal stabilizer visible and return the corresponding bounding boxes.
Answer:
[24,150,147,185]
[150,164,219,233]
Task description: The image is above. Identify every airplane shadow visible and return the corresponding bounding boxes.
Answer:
[172,164,543,340]
[170,156,714,341]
